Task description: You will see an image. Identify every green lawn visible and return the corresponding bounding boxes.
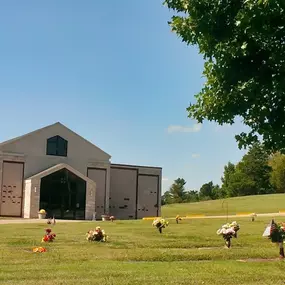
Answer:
[0,217,285,284]
[162,193,285,218]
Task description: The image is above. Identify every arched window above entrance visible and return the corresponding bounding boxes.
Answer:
[46,135,68,157]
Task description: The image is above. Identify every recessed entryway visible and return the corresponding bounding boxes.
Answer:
[40,168,86,220]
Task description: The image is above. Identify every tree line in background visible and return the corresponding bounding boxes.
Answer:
[162,143,285,205]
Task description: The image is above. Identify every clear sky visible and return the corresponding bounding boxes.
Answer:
[0,0,247,192]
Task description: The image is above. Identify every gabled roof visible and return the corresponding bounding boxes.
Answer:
[25,163,96,185]
[0,122,111,159]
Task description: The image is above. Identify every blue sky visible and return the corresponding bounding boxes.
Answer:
[0,0,247,192]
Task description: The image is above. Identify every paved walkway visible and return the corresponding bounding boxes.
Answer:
[0,212,285,224]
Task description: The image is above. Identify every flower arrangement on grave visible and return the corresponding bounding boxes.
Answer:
[263,219,285,258]
[86,226,108,242]
[42,228,56,242]
[47,216,56,225]
[268,220,285,243]
[216,221,240,248]
[175,215,182,224]
[251,213,257,222]
[33,247,47,253]
[152,218,169,234]
[38,209,46,219]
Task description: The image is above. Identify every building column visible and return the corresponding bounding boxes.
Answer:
[104,165,110,215]
[85,181,96,220]
[23,180,31,218]
[30,179,41,218]
[0,159,3,215]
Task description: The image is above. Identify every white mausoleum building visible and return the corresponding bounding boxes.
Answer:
[0,123,162,220]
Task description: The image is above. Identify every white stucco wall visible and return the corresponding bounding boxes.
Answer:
[0,123,110,219]
[0,123,111,178]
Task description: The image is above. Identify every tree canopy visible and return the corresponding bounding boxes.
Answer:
[220,143,273,196]
[161,178,187,204]
[199,181,221,199]
[221,162,235,196]
[164,0,285,152]
[161,178,200,204]
[269,152,285,193]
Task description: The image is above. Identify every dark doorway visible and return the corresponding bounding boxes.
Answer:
[40,168,86,220]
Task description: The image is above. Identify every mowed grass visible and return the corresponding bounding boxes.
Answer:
[162,193,285,218]
[0,218,285,284]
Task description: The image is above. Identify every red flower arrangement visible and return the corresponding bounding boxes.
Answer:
[42,228,56,242]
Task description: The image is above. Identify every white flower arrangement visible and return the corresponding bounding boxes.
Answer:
[152,218,169,233]
[217,221,240,248]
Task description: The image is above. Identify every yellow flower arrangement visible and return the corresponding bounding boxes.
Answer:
[152,218,169,233]
[175,215,182,224]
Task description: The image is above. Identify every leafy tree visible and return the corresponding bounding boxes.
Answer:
[161,190,173,205]
[164,0,285,152]
[168,178,187,203]
[238,143,272,194]
[221,162,236,196]
[226,168,256,197]
[199,181,213,199]
[269,152,285,193]
[212,184,223,199]
[184,190,200,202]
[226,143,273,196]
[199,181,220,200]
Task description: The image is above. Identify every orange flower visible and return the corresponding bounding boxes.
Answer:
[33,247,47,253]
[42,235,50,242]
